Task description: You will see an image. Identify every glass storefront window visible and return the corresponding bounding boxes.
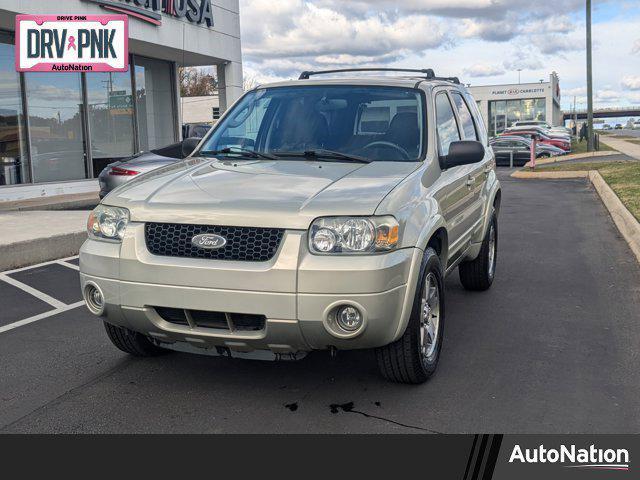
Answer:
[24,72,87,183]
[0,43,178,188]
[488,98,546,137]
[86,72,135,175]
[0,33,28,185]
[135,57,175,151]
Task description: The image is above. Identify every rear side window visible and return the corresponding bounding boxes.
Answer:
[435,93,460,156]
[451,93,478,141]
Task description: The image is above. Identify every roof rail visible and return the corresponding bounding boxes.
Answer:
[298,68,436,80]
[433,76,461,85]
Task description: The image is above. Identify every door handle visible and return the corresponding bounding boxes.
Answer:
[466,177,474,188]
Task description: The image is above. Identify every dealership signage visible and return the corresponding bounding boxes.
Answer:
[82,0,214,27]
[16,15,128,72]
[490,87,546,96]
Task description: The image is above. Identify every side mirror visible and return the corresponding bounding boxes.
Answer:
[441,141,485,169]
[182,137,201,158]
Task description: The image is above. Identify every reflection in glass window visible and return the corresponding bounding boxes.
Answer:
[24,72,86,183]
[0,34,28,185]
[135,57,175,151]
[435,93,460,156]
[451,93,477,141]
[86,72,135,174]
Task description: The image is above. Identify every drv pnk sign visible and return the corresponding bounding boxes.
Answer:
[16,15,128,72]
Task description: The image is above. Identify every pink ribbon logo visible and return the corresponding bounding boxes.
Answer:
[67,36,77,51]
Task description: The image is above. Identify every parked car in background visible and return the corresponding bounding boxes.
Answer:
[501,129,571,152]
[99,139,201,198]
[513,121,571,136]
[490,136,563,166]
[602,124,612,130]
[506,125,571,141]
[633,121,640,129]
[615,124,623,129]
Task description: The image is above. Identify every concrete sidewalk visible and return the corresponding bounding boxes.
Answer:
[0,211,88,271]
[600,136,640,160]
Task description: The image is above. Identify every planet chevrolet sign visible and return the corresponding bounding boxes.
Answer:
[16,15,128,72]
[82,0,214,27]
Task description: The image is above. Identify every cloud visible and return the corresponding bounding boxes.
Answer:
[463,63,506,77]
[595,89,621,103]
[622,75,640,90]
[632,39,640,54]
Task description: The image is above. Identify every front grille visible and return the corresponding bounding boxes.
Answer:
[145,223,284,262]
[154,307,266,332]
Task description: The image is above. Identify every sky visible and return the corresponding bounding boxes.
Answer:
[239,0,640,111]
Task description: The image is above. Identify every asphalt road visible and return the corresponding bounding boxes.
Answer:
[1,171,640,433]
[602,128,640,138]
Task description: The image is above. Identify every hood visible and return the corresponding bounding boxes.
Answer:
[104,157,419,229]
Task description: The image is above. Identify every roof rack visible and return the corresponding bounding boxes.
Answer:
[434,76,461,85]
[298,68,436,80]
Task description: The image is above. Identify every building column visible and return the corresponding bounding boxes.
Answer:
[217,61,244,113]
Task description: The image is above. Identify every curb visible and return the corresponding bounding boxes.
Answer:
[511,171,589,179]
[510,170,640,264]
[589,171,640,265]
[0,232,87,272]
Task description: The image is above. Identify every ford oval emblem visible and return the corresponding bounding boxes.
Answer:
[192,233,227,250]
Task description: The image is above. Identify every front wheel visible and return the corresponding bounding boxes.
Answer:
[459,211,498,291]
[376,248,445,384]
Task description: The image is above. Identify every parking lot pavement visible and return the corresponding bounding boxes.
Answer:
[1,170,640,433]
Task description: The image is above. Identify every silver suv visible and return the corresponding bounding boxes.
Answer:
[80,68,501,384]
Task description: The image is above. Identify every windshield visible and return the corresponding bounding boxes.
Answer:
[200,85,425,162]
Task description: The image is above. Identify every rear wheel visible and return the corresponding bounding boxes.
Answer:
[459,211,498,291]
[104,322,168,357]
[376,248,445,384]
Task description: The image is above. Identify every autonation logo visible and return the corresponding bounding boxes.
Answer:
[509,444,630,471]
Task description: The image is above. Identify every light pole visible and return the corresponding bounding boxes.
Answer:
[517,68,522,84]
[586,0,594,151]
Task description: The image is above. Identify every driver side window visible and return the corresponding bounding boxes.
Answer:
[435,93,461,156]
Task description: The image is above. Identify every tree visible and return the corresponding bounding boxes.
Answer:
[180,67,217,97]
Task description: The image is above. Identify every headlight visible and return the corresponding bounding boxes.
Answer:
[87,205,130,241]
[309,216,399,254]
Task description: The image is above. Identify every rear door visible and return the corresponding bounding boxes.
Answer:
[450,91,489,240]
[432,90,473,257]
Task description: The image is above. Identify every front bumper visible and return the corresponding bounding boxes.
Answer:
[80,222,422,355]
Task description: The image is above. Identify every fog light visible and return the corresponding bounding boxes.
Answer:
[336,305,363,332]
[84,283,105,316]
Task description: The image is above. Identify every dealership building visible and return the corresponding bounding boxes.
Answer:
[469,73,563,137]
[0,0,242,202]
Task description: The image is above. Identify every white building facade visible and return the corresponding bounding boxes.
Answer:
[0,0,242,201]
[468,73,563,137]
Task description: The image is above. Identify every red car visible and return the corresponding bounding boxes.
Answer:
[501,130,571,152]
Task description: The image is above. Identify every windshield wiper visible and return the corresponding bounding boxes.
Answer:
[200,147,277,160]
[273,149,371,164]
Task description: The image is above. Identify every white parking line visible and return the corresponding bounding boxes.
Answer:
[56,260,80,271]
[0,301,86,334]
[1,255,80,275]
[0,274,67,309]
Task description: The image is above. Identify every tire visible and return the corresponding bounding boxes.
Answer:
[104,322,168,357]
[376,247,445,384]
[459,210,498,291]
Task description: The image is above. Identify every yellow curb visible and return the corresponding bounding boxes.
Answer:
[511,169,640,265]
[589,171,640,265]
[511,171,589,179]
